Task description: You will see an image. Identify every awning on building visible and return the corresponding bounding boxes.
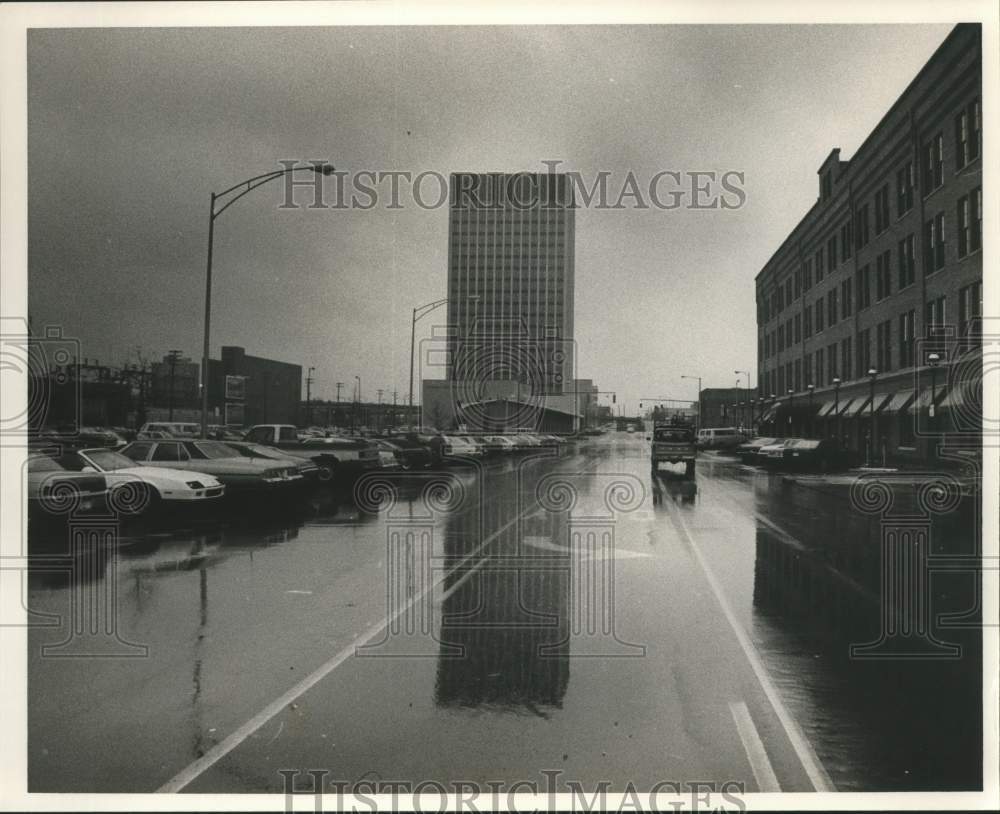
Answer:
[816,399,838,418]
[939,381,978,411]
[908,387,948,414]
[841,396,872,418]
[759,405,778,424]
[871,392,894,413]
[881,390,916,413]
[833,397,855,417]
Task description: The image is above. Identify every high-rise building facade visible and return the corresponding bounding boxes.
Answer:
[446,173,575,396]
[755,24,982,463]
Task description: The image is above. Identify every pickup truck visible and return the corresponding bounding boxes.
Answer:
[242,424,381,481]
[649,420,696,479]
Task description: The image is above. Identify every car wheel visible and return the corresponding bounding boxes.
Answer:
[317,462,336,481]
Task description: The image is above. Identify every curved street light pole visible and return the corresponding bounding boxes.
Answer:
[200,163,335,438]
[407,295,479,431]
[408,298,448,430]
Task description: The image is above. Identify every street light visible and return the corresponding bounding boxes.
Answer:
[867,368,878,466]
[735,369,751,433]
[408,295,479,431]
[681,375,702,426]
[807,383,815,438]
[306,366,315,427]
[787,388,794,431]
[832,377,842,444]
[928,353,941,460]
[200,162,335,438]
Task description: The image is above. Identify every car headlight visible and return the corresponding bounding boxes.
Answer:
[186,480,204,489]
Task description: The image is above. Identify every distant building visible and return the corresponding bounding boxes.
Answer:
[698,388,754,429]
[207,346,301,427]
[428,172,579,432]
[446,172,575,396]
[755,24,981,462]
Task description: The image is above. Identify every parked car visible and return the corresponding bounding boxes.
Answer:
[207,424,245,441]
[757,438,793,465]
[370,439,404,470]
[119,439,305,495]
[137,421,201,439]
[383,433,438,469]
[696,427,743,450]
[242,425,381,479]
[456,435,492,456]
[222,441,321,480]
[27,451,114,521]
[480,435,517,454]
[767,438,842,472]
[67,447,226,507]
[439,435,481,458]
[735,436,779,464]
[36,425,127,449]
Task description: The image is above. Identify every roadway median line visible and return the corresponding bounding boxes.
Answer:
[729,700,781,792]
[662,497,835,792]
[157,456,600,793]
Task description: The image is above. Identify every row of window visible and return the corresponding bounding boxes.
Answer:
[760,281,981,394]
[761,192,981,354]
[761,98,981,324]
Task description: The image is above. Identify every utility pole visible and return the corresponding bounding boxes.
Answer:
[335,381,343,429]
[166,349,181,421]
[376,389,384,433]
[392,389,398,431]
[306,366,315,426]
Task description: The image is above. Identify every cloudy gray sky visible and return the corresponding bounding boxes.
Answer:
[28,23,952,411]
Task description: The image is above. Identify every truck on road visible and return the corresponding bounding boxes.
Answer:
[649,419,697,479]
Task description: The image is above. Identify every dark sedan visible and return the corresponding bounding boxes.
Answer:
[765,438,842,472]
[735,436,778,464]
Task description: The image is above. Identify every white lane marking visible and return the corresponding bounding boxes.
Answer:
[158,457,600,793]
[664,500,835,792]
[729,700,781,792]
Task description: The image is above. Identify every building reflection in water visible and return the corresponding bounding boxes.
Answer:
[434,466,570,713]
[749,476,982,791]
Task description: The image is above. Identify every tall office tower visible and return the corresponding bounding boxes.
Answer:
[446,173,575,396]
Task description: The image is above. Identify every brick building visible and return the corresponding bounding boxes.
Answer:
[699,387,754,430]
[207,346,301,427]
[755,24,982,464]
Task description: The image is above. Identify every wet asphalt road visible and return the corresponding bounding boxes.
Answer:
[27,433,982,794]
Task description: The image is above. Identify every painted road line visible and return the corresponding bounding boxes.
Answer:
[729,700,781,792]
[663,499,835,792]
[157,456,601,793]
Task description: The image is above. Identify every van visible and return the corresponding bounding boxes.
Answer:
[695,427,742,450]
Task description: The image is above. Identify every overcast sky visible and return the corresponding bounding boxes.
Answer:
[27,24,952,411]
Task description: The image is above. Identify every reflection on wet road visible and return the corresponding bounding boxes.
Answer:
[27,434,981,793]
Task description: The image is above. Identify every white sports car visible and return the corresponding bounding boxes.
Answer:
[70,447,225,505]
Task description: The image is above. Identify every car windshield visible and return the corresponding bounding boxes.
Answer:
[82,450,136,471]
[188,441,240,459]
